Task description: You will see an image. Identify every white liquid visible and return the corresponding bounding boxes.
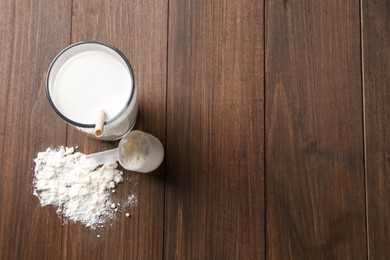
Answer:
[51,51,132,125]
[47,43,138,140]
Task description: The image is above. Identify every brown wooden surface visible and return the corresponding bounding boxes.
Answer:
[0,0,71,259]
[265,0,367,258]
[363,0,390,258]
[0,0,389,259]
[165,0,264,258]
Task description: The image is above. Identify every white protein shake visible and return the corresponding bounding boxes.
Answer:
[46,41,137,140]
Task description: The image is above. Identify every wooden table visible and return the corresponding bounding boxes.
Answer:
[0,0,389,259]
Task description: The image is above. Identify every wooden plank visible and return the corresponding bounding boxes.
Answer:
[0,0,71,259]
[62,0,167,259]
[265,0,366,258]
[363,0,390,258]
[165,0,264,258]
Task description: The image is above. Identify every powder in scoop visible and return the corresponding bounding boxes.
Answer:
[119,131,149,170]
[33,146,129,229]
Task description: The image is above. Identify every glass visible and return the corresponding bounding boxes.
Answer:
[46,41,138,140]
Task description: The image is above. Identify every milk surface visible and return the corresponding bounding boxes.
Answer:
[51,50,132,124]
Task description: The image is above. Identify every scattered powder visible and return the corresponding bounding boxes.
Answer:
[33,146,138,229]
[125,194,138,207]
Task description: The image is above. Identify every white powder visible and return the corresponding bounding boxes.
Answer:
[125,194,138,207]
[33,146,136,229]
[119,131,149,169]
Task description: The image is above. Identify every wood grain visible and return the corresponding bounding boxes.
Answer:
[62,0,167,259]
[165,0,264,258]
[1,0,390,257]
[0,0,71,259]
[265,0,366,258]
[363,0,390,258]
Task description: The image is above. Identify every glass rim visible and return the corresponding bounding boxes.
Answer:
[45,40,136,129]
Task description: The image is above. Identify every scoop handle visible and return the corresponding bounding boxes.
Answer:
[83,148,119,166]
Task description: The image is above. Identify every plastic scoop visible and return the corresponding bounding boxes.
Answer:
[82,148,119,166]
[81,130,164,173]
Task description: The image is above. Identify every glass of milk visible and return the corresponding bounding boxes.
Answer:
[46,41,138,140]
